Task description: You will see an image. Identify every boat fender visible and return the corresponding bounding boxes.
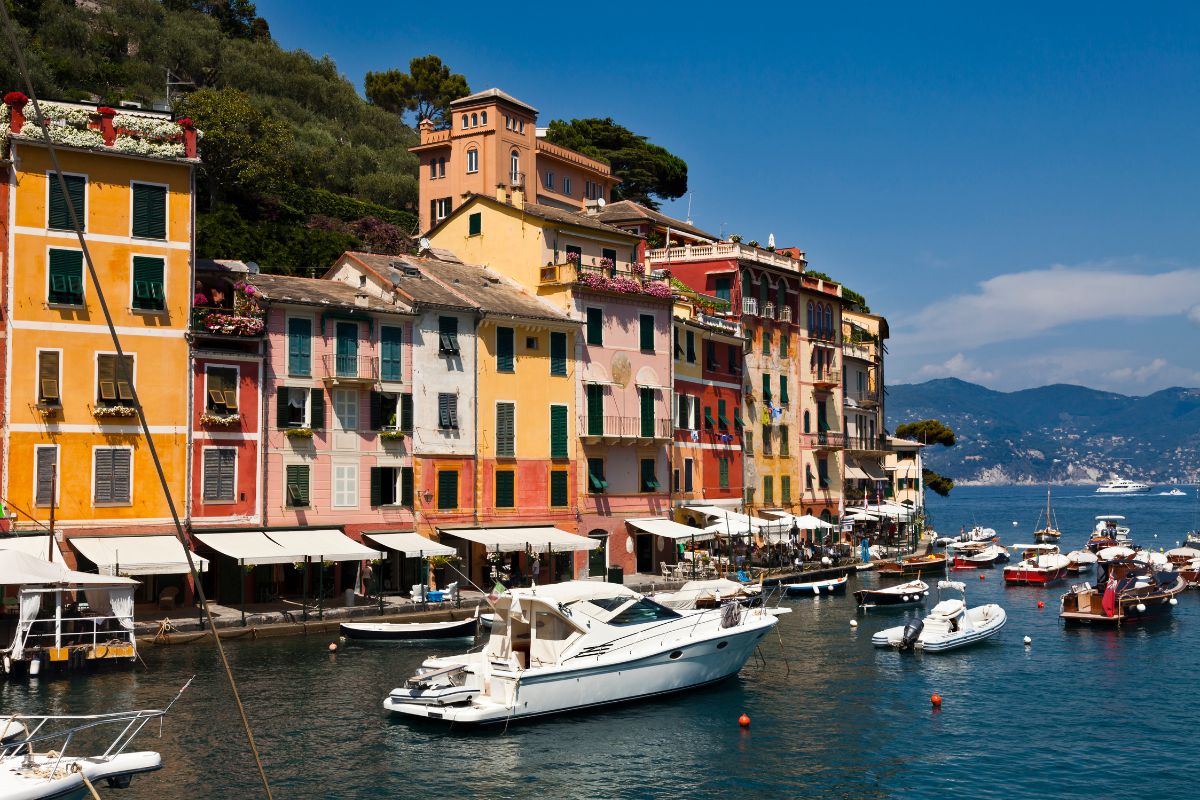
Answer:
[849,619,858,628]
[900,618,924,650]
[1023,636,1032,646]
[1169,598,1178,605]
[1136,603,1147,612]
[328,643,338,652]
[738,713,751,728]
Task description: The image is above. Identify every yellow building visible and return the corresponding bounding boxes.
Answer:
[1,98,197,546]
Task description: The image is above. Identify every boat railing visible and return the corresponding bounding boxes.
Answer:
[10,612,136,659]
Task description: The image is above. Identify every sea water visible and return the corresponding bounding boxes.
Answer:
[1,485,1196,799]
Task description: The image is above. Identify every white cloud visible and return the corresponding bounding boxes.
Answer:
[892,261,1200,354]
[915,352,998,383]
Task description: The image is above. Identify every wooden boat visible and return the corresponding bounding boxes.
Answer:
[876,554,947,577]
[783,575,848,596]
[1178,560,1200,588]
[872,581,1006,652]
[340,616,478,641]
[1060,566,1186,625]
[1032,490,1063,544]
[855,580,928,608]
[1165,546,1200,566]
[1086,516,1132,552]
[951,543,1001,569]
[1003,544,1070,585]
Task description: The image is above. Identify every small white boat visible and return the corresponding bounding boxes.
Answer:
[340,614,478,641]
[872,581,1006,652]
[854,580,929,609]
[783,575,848,596]
[1159,489,1187,496]
[961,526,998,543]
[1097,479,1152,494]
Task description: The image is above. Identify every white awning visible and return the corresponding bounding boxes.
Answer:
[0,549,136,587]
[196,529,378,565]
[844,465,870,480]
[363,531,455,557]
[626,518,715,542]
[0,535,67,566]
[440,526,598,553]
[860,461,887,480]
[70,535,208,576]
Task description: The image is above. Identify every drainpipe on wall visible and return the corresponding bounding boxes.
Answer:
[259,327,271,532]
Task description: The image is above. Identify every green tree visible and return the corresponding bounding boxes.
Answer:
[163,1,266,40]
[544,117,687,210]
[364,55,469,126]
[176,87,293,206]
[895,419,956,447]
[922,470,955,497]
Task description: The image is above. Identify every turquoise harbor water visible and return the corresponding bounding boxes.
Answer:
[2,486,1198,799]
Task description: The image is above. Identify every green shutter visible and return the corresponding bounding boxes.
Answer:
[335,322,358,376]
[704,406,715,430]
[276,387,289,428]
[782,476,791,503]
[587,458,607,492]
[587,384,604,435]
[496,327,514,372]
[639,314,654,351]
[48,249,83,305]
[468,212,482,235]
[309,388,325,429]
[369,391,382,430]
[640,388,654,438]
[48,174,85,231]
[380,325,403,381]
[719,458,730,489]
[550,405,568,459]
[780,375,790,405]
[288,318,311,376]
[718,399,729,429]
[400,394,413,432]
[640,458,659,492]
[550,332,567,375]
[131,256,165,310]
[496,403,515,457]
[495,470,515,508]
[370,467,382,507]
[586,308,602,345]
[401,467,414,507]
[762,374,772,403]
[549,470,568,507]
[764,476,773,504]
[437,470,458,510]
[286,464,309,507]
[131,182,167,239]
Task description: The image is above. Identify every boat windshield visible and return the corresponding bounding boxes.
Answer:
[608,599,682,627]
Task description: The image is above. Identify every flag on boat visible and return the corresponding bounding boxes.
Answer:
[487,582,505,603]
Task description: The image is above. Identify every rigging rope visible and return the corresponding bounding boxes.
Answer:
[0,7,272,796]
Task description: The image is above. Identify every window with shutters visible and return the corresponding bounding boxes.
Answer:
[585,307,603,346]
[277,387,314,428]
[37,350,61,406]
[718,457,730,489]
[94,447,132,505]
[549,331,567,375]
[781,476,792,504]
[468,212,482,235]
[495,469,515,508]
[202,448,237,503]
[34,446,58,507]
[715,277,731,303]
[335,322,359,377]
[729,344,741,375]
[779,424,790,456]
[674,327,683,359]
[437,470,459,510]
[205,365,239,414]
[762,331,771,356]
[332,464,358,508]
[706,341,718,371]
[438,393,459,430]
[587,458,607,493]
[550,404,568,458]
[685,330,695,362]
[96,354,134,407]
[762,424,772,455]
[130,255,165,311]
[496,327,515,373]
[285,464,310,507]
[717,399,730,430]
[639,314,655,352]
[48,173,86,231]
[763,476,774,505]
[703,406,715,431]
[438,316,460,355]
[131,182,167,239]
[549,470,568,507]
[639,458,660,493]
[496,402,515,457]
[372,392,402,431]
[684,459,693,492]
[400,394,413,433]
[380,325,403,382]
[47,248,84,305]
[779,375,790,406]
[677,394,688,430]
[371,466,411,506]
[780,334,789,359]
[639,388,655,438]
[586,384,604,436]
[288,318,312,376]
[818,458,831,488]
[761,374,772,404]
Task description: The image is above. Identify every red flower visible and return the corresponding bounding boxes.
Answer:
[4,91,28,107]
[176,117,194,128]
[96,106,117,117]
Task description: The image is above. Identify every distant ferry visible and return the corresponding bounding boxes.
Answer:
[1096,479,1152,494]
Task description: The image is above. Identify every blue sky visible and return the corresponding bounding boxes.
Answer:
[257,1,1200,394]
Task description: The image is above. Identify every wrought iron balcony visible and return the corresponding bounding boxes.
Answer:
[741,297,758,316]
[320,354,378,385]
[812,369,841,389]
[778,306,793,323]
[845,434,890,453]
[800,431,845,450]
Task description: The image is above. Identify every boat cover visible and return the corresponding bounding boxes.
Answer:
[70,535,208,576]
[363,531,455,557]
[0,549,137,587]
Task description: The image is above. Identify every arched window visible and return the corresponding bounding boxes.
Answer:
[824,305,833,339]
[471,113,478,127]
[803,410,811,433]
[510,150,520,184]
[807,301,814,333]
[438,157,446,179]
[462,114,468,128]
[758,275,769,308]
[480,111,487,125]
[820,509,832,523]
[466,148,478,174]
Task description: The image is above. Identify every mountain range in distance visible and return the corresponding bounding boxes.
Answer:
[885,378,1200,485]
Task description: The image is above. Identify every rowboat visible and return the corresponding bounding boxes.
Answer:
[340,615,478,641]
[783,575,848,596]
[876,554,948,577]
[872,581,1006,652]
[854,580,929,609]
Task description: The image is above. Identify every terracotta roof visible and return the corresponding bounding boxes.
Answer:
[591,201,717,241]
[449,88,537,115]
[518,202,641,239]
[248,273,411,314]
[341,252,571,324]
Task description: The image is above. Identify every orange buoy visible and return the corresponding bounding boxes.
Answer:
[1037,601,1045,609]
[738,713,751,728]
[978,574,986,580]
[930,693,942,707]
[328,642,338,652]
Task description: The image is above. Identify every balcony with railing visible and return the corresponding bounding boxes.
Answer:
[646,241,805,272]
[579,415,672,443]
[779,306,793,323]
[845,434,890,453]
[801,431,845,450]
[741,297,758,316]
[539,259,672,300]
[320,354,378,385]
[813,369,841,390]
[191,307,266,338]
[762,301,776,320]
[842,339,875,362]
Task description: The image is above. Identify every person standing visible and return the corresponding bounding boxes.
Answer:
[531,555,541,585]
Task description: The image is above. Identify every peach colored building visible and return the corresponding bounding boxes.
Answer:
[410,89,619,232]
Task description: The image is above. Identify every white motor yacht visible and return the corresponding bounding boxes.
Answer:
[383,581,777,724]
[1096,479,1152,494]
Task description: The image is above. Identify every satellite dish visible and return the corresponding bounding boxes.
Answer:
[596,197,606,208]
[418,237,431,253]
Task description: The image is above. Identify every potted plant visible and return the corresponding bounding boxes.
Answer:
[284,427,315,439]
[729,233,742,243]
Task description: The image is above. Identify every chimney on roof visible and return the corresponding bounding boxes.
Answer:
[418,118,434,143]
[496,183,508,204]
[584,199,603,216]
[512,184,524,207]
[354,292,369,308]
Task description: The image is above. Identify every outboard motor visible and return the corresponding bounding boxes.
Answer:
[900,618,924,650]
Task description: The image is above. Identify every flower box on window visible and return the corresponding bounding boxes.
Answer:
[284,427,315,439]
[93,405,137,418]
[200,412,241,426]
[379,430,406,441]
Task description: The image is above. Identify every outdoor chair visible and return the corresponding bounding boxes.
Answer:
[661,563,674,578]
